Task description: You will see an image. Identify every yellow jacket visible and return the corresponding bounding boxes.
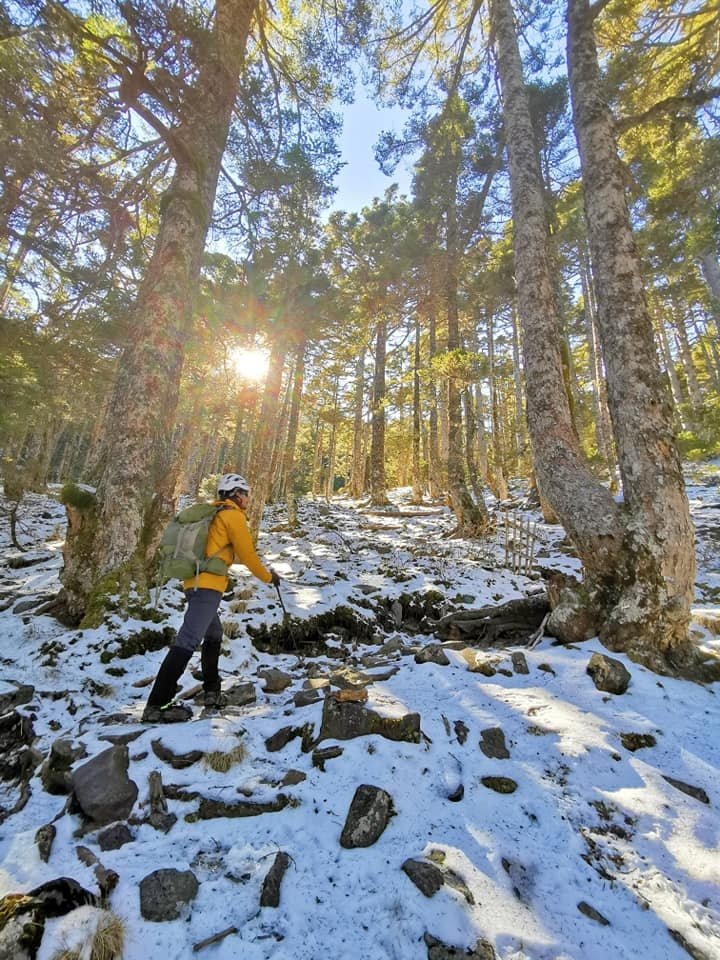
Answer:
[183,499,272,592]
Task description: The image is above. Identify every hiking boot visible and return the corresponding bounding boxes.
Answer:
[142,701,193,724]
[203,688,227,709]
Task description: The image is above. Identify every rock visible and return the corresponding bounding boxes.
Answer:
[415,644,451,666]
[424,932,497,960]
[378,635,405,656]
[139,868,199,922]
[662,775,710,804]
[280,769,306,787]
[71,745,139,827]
[7,551,52,569]
[577,901,610,925]
[0,878,96,959]
[196,794,290,820]
[265,726,300,752]
[151,738,203,769]
[303,677,330,691]
[402,858,444,897]
[454,720,469,745]
[340,784,394,848]
[586,653,631,694]
[40,738,87,795]
[0,682,34,714]
[98,822,134,851]
[620,732,657,752]
[258,668,293,693]
[12,598,45,614]
[318,695,420,745]
[479,728,510,759]
[260,852,291,907]
[224,681,256,707]
[331,687,368,703]
[294,688,322,708]
[391,599,403,626]
[511,652,529,675]
[35,824,56,863]
[0,709,38,785]
[312,746,344,771]
[481,776,517,795]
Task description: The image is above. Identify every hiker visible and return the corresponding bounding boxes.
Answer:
[142,473,280,722]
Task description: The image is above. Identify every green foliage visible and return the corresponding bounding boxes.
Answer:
[60,483,96,511]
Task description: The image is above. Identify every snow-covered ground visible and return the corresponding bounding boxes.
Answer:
[0,473,719,960]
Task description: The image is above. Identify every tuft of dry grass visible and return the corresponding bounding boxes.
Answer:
[52,952,81,960]
[203,743,247,772]
[90,911,125,960]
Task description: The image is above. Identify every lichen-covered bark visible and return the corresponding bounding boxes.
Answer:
[62,0,259,614]
[489,0,623,578]
[247,343,286,540]
[567,0,695,660]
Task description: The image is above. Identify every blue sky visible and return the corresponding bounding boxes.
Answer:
[331,84,414,214]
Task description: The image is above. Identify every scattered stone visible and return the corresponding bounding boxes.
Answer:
[662,775,710,805]
[538,662,556,676]
[312,746,344,771]
[147,770,177,833]
[0,709,39,785]
[265,726,301,753]
[224,681,256,707]
[294,688,322,708]
[0,682,34,714]
[511,652,529,675]
[331,687,369,703]
[620,732,657,752]
[378,635,405,656]
[98,728,144,746]
[98,822,134,851]
[423,932,497,959]
[318,695,420,745]
[71,745,138,827]
[280,769,307,787]
[303,677,330,691]
[479,728,510,760]
[415,644,451,666]
[139,868,199,922]
[391,599,403,626]
[195,794,290,820]
[258,668,293,693]
[151,738,203,770]
[577,901,610,925]
[260,852,291,907]
[0,877,97,959]
[7,551,52,569]
[340,784,394,848]
[35,824,56,863]
[454,720,469,745]
[402,858,444,897]
[586,653,631,695]
[481,776,517,795]
[40,738,87,795]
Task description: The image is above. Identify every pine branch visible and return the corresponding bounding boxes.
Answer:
[616,86,720,133]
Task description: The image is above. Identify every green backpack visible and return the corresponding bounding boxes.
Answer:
[159,503,229,583]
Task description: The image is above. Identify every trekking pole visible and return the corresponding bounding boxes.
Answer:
[275,581,289,620]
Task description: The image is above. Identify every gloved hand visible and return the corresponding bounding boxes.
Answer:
[270,568,281,587]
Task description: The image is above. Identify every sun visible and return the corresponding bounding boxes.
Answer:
[227,346,270,382]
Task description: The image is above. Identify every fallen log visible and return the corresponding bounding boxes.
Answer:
[432,595,550,646]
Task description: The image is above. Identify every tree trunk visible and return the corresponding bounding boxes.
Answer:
[283,339,306,529]
[489,0,624,609]
[487,311,508,501]
[369,316,390,506]
[411,316,424,503]
[567,0,695,663]
[427,310,443,499]
[60,0,258,621]
[445,180,489,535]
[246,341,285,539]
[349,348,366,498]
[325,376,340,501]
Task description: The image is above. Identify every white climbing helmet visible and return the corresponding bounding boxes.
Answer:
[217,473,250,498]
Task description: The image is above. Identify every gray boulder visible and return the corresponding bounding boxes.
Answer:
[479,728,510,760]
[258,668,293,693]
[41,738,86,795]
[340,784,394,848]
[71,745,138,826]
[415,644,451,666]
[319,695,420,745]
[586,653,631,695]
[139,868,199,922]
